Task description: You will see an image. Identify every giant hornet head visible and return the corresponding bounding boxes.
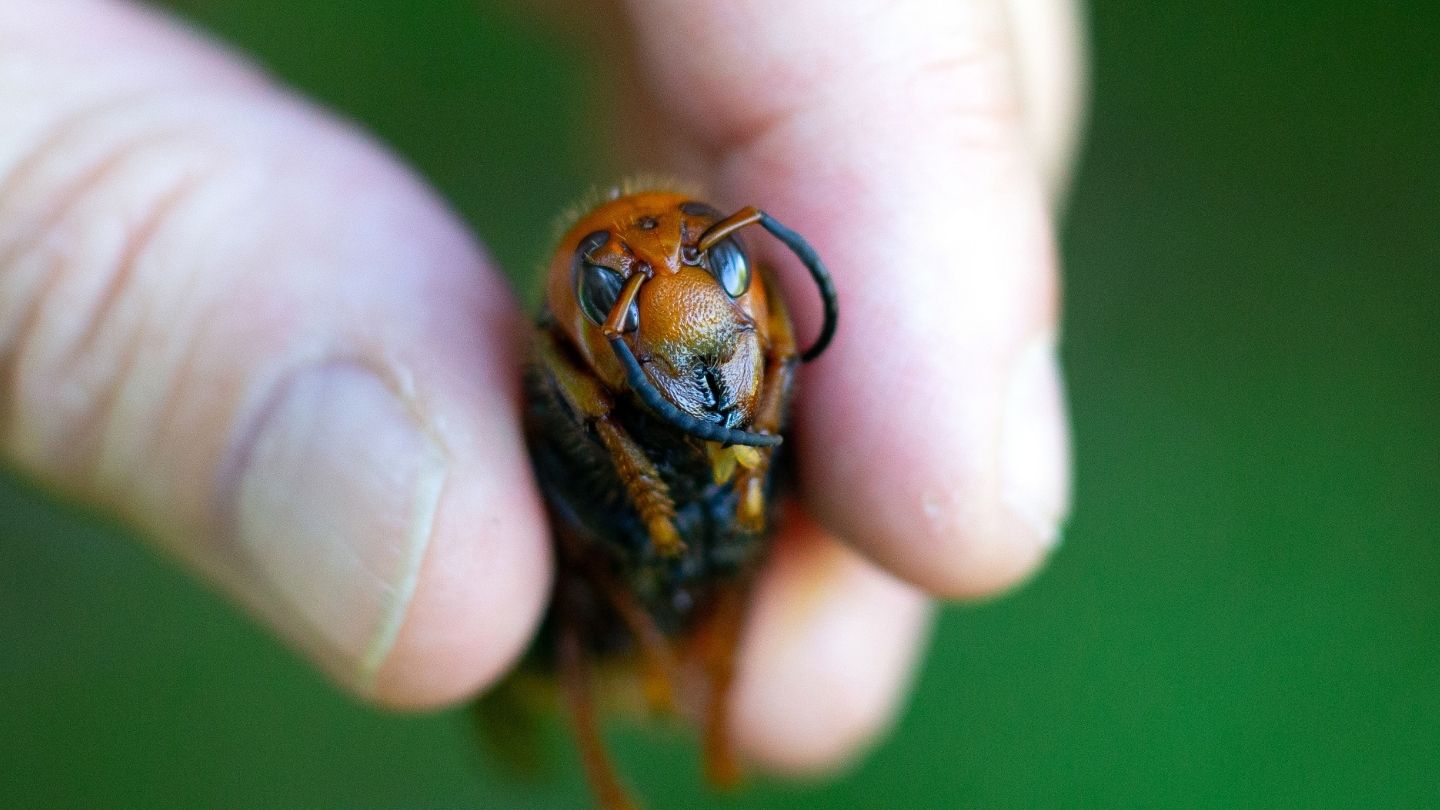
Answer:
[545,189,837,447]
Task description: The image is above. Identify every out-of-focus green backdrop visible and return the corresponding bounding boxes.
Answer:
[3,2,1437,807]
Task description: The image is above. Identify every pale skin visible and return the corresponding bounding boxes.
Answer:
[0,0,1080,777]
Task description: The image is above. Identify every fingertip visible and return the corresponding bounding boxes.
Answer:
[733,513,931,775]
[1003,0,1088,199]
[835,486,1059,602]
[364,456,551,710]
[800,330,1070,601]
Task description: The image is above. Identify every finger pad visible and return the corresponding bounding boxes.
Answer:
[733,516,931,775]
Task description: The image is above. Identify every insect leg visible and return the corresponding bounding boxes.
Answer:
[592,421,683,556]
[557,577,639,810]
[695,577,756,790]
[554,523,679,716]
[536,329,683,556]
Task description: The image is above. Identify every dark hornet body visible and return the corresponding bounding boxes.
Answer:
[514,185,836,810]
[525,361,777,648]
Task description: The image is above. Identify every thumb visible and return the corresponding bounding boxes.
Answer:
[0,0,549,707]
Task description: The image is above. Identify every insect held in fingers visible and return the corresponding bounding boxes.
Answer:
[479,181,837,809]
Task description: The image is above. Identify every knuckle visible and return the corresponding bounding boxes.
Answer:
[694,1,1024,162]
[0,97,238,490]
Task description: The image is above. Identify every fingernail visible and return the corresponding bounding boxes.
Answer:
[999,332,1071,548]
[235,361,448,691]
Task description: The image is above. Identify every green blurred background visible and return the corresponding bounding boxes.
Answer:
[3,1,1437,807]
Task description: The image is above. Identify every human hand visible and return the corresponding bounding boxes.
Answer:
[0,0,1078,775]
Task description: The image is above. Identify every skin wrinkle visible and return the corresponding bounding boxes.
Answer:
[683,99,800,179]
[60,155,217,368]
[0,257,55,434]
[0,128,197,443]
[11,140,238,502]
[632,2,1014,157]
[712,79,1027,200]
[78,280,151,498]
[0,19,301,447]
[124,157,314,544]
[144,266,221,518]
[65,168,209,428]
[99,169,249,535]
[0,91,246,442]
[0,88,199,206]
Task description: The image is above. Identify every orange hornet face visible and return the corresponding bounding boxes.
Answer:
[547,192,773,433]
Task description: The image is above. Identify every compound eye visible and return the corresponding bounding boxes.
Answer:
[573,231,638,331]
[707,236,751,298]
